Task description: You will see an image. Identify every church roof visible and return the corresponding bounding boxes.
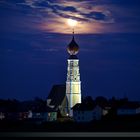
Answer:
[67,36,79,55]
[68,36,79,48]
[47,85,66,108]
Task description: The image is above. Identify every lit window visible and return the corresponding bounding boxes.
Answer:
[48,113,50,117]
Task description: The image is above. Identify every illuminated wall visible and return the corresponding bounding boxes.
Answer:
[66,59,81,116]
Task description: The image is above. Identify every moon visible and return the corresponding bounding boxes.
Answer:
[67,19,77,27]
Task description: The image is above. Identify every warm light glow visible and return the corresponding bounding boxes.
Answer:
[67,19,77,27]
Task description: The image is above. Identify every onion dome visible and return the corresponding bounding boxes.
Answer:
[67,36,79,55]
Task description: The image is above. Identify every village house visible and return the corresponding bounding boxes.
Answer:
[117,102,140,115]
[72,103,103,122]
[32,106,57,122]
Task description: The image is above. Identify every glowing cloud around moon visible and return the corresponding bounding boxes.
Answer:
[67,19,77,27]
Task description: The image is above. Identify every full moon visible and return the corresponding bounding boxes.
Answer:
[67,19,77,27]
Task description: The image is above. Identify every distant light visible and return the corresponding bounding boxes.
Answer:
[0,112,5,120]
[48,113,50,117]
[67,19,77,27]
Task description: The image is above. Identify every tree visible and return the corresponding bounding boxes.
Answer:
[83,96,94,104]
[95,96,108,107]
[82,96,95,108]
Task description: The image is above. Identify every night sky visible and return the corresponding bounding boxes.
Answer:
[0,0,140,101]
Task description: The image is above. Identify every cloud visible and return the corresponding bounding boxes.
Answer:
[20,0,114,22]
[15,0,114,33]
[1,0,140,33]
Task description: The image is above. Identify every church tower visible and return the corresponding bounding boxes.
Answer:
[66,32,81,116]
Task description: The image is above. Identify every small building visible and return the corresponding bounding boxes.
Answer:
[32,106,57,122]
[72,103,103,122]
[117,102,140,115]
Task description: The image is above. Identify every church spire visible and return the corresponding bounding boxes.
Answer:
[67,28,79,55]
[66,27,81,117]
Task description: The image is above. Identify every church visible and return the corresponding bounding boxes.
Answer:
[47,32,82,117]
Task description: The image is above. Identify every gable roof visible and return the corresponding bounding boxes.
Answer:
[118,102,140,109]
[32,106,57,112]
[72,102,98,111]
[47,84,66,108]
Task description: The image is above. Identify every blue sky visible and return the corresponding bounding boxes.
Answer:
[0,0,140,101]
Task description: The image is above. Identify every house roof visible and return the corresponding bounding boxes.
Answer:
[32,106,57,113]
[72,102,98,111]
[47,84,66,108]
[67,36,79,55]
[118,102,140,109]
[96,102,112,109]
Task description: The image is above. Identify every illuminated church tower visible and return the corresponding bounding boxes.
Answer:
[66,32,81,116]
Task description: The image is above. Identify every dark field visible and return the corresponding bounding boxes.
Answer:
[0,116,140,132]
